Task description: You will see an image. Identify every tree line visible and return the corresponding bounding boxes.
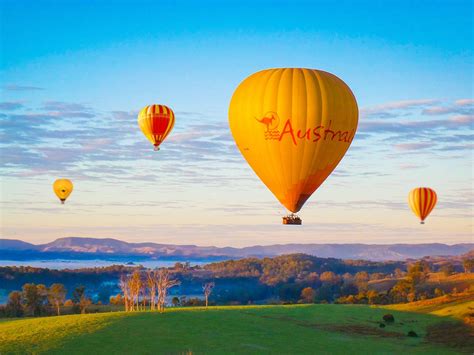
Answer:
[0,268,216,317]
[0,283,92,317]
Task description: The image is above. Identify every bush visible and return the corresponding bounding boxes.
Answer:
[379,323,386,328]
[407,330,418,337]
[383,314,395,323]
[64,299,74,306]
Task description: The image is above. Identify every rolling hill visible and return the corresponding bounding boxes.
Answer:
[1,237,472,261]
[1,303,473,354]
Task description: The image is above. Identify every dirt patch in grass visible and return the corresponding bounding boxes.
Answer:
[326,324,403,338]
[244,312,404,339]
[425,321,474,352]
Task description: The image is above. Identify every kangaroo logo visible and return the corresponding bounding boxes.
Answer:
[256,111,280,140]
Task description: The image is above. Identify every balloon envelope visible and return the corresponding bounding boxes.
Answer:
[53,179,73,204]
[229,68,358,213]
[408,187,437,224]
[138,104,175,150]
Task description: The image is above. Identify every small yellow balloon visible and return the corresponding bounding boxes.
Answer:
[53,179,73,204]
[229,68,358,215]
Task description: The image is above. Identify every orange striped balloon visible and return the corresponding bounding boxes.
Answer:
[138,104,175,151]
[408,187,437,224]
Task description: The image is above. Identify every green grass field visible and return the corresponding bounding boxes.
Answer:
[1,302,473,354]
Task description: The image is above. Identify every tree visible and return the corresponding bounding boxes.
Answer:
[48,283,66,316]
[354,272,369,292]
[129,270,142,311]
[340,282,358,296]
[22,283,47,316]
[156,268,180,313]
[174,262,185,271]
[336,294,357,304]
[307,272,319,283]
[119,275,132,311]
[408,261,430,285]
[79,296,92,314]
[390,279,414,303]
[72,285,90,314]
[171,297,180,307]
[147,270,158,311]
[315,284,335,303]
[366,290,379,305]
[300,287,315,303]
[342,273,354,283]
[320,271,339,284]
[6,291,23,317]
[110,294,124,306]
[119,271,142,312]
[440,263,455,276]
[407,292,416,302]
[463,258,474,273]
[72,285,86,304]
[202,282,215,308]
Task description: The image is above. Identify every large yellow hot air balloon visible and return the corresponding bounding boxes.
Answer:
[138,104,175,151]
[53,179,73,204]
[229,68,358,224]
[408,187,437,224]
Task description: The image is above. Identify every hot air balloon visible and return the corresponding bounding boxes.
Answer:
[53,179,73,204]
[408,187,437,224]
[229,68,358,224]
[138,104,175,151]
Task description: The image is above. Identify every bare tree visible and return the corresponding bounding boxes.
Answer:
[120,270,149,312]
[147,270,158,311]
[202,282,215,308]
[120,275,131,312]
[156,268,180,313]
[140,273,148,311]
[120,268,179,313]
[129,270,142,311]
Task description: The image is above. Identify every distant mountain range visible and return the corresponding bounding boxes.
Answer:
[0,237,472,262]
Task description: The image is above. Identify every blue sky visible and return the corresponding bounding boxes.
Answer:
[0,0,472,246]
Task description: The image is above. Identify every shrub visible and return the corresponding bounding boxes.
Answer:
[379,323,386,328]
[64,299,74,306]
[407,330,418,337]
[383,314,395,323]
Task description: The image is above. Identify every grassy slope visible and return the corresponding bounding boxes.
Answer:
[384,293,474,352]
[1,304,471,355]
[385,293,474,319]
